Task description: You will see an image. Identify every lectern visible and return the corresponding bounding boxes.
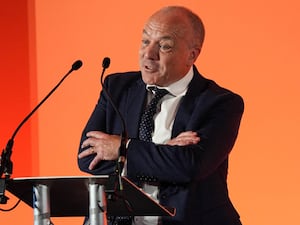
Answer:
[6,175,175,225]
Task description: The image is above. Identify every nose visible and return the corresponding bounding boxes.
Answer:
[142,43,159,60]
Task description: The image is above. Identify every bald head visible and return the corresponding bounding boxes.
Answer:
[148,6,205,50]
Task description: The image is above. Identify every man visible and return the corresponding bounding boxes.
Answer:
[78,5,244,225]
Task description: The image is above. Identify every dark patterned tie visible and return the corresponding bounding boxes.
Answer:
[139,87,169,142]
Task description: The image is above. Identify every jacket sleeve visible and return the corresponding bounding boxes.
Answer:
[77,90,117,175]
[77,72,142,175]
[126,91,244,184]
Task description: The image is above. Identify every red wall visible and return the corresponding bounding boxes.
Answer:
[0,1,37,223]
[0,2,37,178]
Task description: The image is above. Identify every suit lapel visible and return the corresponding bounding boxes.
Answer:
[125,80,147,138]
[172,67,208,137]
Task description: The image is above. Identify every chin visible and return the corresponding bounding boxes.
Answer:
[141,73,157,85]
[143,79,156,85]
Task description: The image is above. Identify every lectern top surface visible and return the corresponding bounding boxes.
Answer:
[7,175,175,217]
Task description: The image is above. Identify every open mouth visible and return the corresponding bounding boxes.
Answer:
[144,63,158,73]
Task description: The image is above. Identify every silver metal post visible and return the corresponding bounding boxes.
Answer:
[89,183,107,225]
[33,184,51,225]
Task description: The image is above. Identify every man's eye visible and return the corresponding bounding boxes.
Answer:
[141,39,150,46]
[159,44,172,52]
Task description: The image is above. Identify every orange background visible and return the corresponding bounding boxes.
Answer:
[1,1,300,225]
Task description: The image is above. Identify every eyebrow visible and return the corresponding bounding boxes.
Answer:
[142,29,173,41]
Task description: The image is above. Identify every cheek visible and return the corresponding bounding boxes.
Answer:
[139,47,143,56]
[138,49,144,61]
[162,57,178,73]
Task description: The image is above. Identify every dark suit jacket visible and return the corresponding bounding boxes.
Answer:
[78,66,244,225]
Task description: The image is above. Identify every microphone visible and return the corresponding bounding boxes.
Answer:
[0,60,83,204]
[99,57,128,191]
[102,57,110,69]
[72,60,83,71]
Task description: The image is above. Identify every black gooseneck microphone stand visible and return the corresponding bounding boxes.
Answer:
[0,60,83,204]
[98,57,128,196]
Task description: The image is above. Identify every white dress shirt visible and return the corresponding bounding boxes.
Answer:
[133,67,193,225]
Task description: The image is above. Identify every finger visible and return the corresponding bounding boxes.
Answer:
[177,131,198,138]
[78,147,96,159]
[177,132,200,142]
[81,132,103,148]
[78,150,88,159]
[86,131,107,139]
[167,135,200,146]
[81,138,93,148]
[88,155,102,170]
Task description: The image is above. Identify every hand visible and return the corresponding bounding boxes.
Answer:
[78,131,121,170]
[166,131,200,146]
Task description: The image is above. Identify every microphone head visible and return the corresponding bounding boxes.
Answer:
[102,57,111,69]
[72,60,83,71]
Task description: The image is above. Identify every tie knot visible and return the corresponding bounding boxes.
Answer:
[151,87,169,99]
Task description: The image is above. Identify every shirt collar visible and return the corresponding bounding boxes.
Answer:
[146,66,193,97]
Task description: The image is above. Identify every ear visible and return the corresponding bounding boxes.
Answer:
[187,47,201,66]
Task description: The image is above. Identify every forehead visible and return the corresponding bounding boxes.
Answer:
[142,13,189,40]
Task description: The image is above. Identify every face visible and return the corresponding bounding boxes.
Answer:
[139,11,200,86]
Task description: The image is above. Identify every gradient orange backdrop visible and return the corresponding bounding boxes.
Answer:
[1,1,300,225]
